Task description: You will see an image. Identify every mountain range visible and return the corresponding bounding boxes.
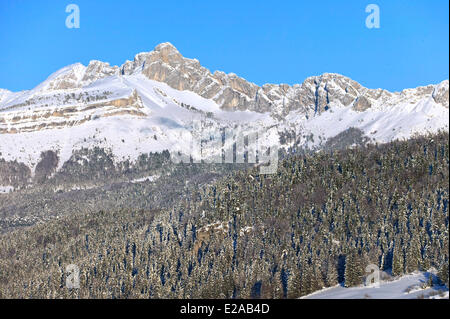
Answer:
[0,42,448,184]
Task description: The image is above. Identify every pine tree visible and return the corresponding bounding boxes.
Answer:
[392,245,404,277]
[405,235,421,273]
[300,263,312,295]
[345,251,363,287]
[326,260,338,287]
[287,267,302,299]
[438,262,449,287]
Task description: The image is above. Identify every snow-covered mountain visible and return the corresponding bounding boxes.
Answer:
[0,42,448,174]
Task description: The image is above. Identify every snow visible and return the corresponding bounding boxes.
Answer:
[131,175,160,184]
[240,226,254,236]
[0,186,14,194]
[0,89,13,104]
[301,98,449,146]
[53,184,97,193]
[302,272,449,299]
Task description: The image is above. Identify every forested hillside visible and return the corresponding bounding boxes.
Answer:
[0,132,448,299]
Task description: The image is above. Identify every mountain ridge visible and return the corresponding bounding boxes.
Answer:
[2,42,448,114]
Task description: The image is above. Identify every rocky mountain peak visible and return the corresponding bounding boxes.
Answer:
[82,60,119,83]
[149,42,184,65]
[154,42,180,54]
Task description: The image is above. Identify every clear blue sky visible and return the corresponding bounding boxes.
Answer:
[0,0,448,92]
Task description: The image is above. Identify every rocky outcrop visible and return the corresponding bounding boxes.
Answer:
[353,96,372,112]
[81,60,119,84]
[0,159,31,188]
[0,89,145,134]
[34,151,59,183]
[433,80,449,108]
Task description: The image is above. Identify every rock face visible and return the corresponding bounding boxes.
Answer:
[119,43,448,115]
[433,80,449,108]
[353,96,372,112]
[82,61,119,84]
[0,88,146,134]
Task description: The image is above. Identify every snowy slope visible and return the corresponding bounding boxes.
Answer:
[302,272,449,299]
[0,70,277,171]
